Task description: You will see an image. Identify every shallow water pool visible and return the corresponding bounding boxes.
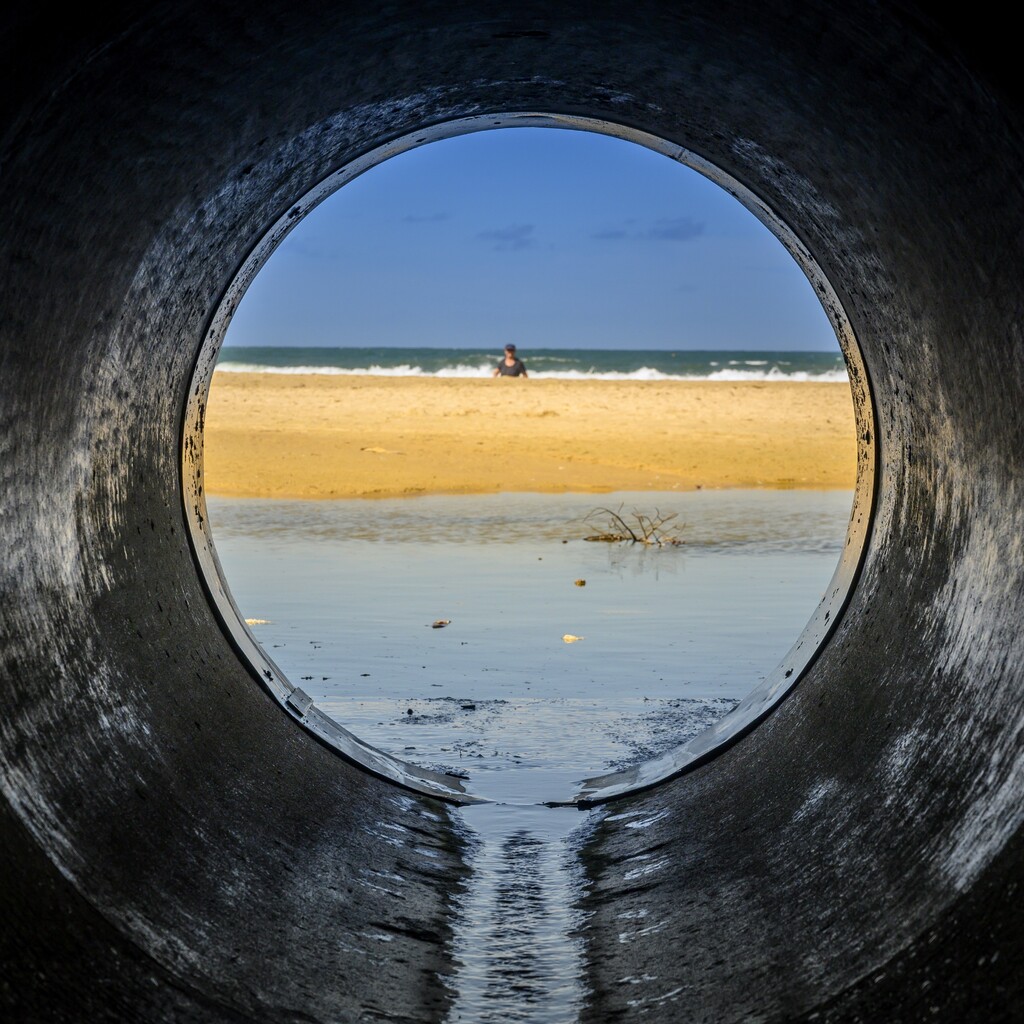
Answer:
[208,488,852,804]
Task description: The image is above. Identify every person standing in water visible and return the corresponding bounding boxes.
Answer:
[493,343,528,377]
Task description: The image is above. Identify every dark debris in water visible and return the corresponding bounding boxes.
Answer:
[399,696,512,729]
[604,696,741,769]
[398,697,508,726]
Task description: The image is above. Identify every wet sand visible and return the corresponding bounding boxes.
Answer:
[203,372,857,499]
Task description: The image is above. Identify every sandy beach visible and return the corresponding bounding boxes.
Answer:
[203,372,857,500]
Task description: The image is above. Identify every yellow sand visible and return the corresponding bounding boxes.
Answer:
[203,373,858,500]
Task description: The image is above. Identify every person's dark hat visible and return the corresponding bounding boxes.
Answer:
[505,344,516,352]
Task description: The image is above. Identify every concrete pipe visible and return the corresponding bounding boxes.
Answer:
[1,2,1022,1020]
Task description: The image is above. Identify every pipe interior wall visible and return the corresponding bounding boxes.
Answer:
[1,2,1022,1020]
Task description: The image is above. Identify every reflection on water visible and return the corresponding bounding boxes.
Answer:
[211,488,850,554]
[208,490,852,803]
[206,489,852,1023]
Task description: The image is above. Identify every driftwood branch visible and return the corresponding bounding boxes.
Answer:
[582,504,686,546]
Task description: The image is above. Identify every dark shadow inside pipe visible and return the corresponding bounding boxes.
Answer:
[2,2,1023,1021]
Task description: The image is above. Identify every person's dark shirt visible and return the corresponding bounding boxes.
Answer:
[496,357,527,376]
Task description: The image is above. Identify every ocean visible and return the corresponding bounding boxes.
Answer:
[215,345,847,382]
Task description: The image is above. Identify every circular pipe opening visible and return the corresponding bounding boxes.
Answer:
[183,113,877,807]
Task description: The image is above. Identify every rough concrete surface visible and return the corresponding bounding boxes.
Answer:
[1,2,1022,1020]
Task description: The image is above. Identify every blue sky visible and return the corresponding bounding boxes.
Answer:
[224,127,837,352]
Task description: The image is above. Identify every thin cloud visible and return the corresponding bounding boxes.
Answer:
[402,212,451,223]
[477,224,537,250]
[281,237,343,259]
[646,217,705,241]
[594,217,706,242]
